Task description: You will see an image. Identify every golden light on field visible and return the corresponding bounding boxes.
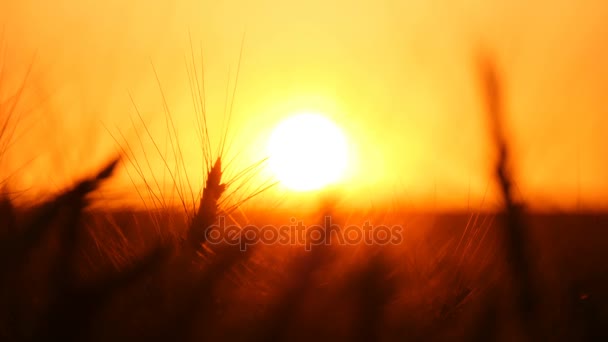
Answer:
[267,113,348,191]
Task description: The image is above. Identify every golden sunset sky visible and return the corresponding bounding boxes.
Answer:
[1,0,607,211]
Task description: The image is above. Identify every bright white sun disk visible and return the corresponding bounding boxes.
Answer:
[267,113,348,191]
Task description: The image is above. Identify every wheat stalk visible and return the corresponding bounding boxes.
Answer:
[187,157,226,250]
[477,51,537,340]
[115,35,273,256]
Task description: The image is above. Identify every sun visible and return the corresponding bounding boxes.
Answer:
[267,112,349,191]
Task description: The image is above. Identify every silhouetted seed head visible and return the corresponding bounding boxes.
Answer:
[69,157,121,200]
[206,157,226,200]
[187,157,226,250]
[95,158,120,182]
[477,52,536,339]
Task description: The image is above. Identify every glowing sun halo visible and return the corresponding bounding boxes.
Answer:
[267,112,349,191]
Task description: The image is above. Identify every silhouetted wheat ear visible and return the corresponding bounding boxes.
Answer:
[477,53,537,340]
[187,157,226,250]
[0,158,120,268]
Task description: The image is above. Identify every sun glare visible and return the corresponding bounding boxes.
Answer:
[267,112,349,191]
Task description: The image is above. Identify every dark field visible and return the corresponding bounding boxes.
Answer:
[2,188,607,341]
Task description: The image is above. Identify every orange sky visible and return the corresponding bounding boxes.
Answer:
[1,0,607,211]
